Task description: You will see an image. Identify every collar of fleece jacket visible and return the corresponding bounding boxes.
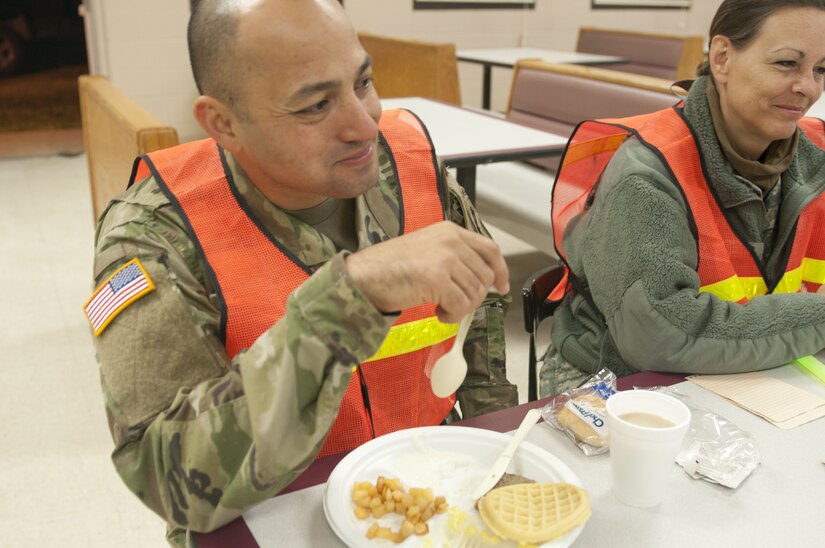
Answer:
[683,75,825,212]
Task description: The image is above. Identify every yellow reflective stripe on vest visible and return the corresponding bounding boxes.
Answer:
[362,317,459,364]
[699,276,764,302]
[699,257,825,301]
[800,257,825,285]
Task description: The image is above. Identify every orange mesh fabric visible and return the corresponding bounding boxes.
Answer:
[318,338,455,458]
[551,109,825,305]
[365,338,456,434]
[132,160,152,184]
[789,117,825,295]
[380,109,446,234]
[318,110,455,456]
[635,109,825,299]
[553,121,629,260]
[143,117,453,459]
[142,139,310,357]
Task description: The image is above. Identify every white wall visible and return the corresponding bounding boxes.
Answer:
[346,0,722,111]
[81,0,204,142]
[82,0,722,139]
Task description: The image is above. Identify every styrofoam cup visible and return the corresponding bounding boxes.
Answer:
[605,390,691,508]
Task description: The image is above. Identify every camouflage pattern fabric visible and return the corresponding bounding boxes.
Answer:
[744,173,782,262]
[538,346,591,398]
[90,141,517,545]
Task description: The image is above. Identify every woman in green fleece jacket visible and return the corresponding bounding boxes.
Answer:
[541,0,825,397]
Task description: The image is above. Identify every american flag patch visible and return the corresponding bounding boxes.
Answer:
[84,258,156,336]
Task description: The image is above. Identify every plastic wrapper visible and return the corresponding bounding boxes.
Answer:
[674,401,760,488]
[540,368,617,456]
[645,386,760,488]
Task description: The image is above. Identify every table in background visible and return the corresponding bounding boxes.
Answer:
[381,97,567,203]
[457,47,627,110]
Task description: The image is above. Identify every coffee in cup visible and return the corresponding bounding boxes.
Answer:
[605,390,691,508]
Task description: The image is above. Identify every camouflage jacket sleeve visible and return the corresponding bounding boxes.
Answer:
[91,178,395,534]
[441,165,519,417]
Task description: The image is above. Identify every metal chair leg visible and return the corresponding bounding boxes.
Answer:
[528,335,537,402]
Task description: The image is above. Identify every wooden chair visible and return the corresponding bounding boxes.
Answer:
[576,27,705,81]
[357,32,461,105]
[78,75,179,223]
[522,262,566,401]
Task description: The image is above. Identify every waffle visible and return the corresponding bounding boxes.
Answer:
[477,483,591,543]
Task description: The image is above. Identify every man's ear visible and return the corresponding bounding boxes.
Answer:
[193,95,242,152]
[708,35,732,86]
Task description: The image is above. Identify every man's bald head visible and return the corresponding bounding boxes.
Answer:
[188,0,252,111]
[188,0,347,116]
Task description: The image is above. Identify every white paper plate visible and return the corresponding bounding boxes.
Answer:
[323,425,585,547]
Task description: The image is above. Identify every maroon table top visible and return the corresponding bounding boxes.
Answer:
[194,370,685,548]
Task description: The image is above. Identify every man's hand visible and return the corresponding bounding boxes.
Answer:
[345,221,509,323]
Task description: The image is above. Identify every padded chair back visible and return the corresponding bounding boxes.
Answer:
[577,27,705,81]
[522,263,566,401]
[79,75,179,223]
[505,60,680,171]
[357,32,461,105]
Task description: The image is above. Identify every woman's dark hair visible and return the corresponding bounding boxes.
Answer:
[697,0,825,76]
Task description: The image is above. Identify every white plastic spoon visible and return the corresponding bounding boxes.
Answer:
[430,313,474,398]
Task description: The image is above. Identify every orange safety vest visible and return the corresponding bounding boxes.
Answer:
[130,109,457,457]
[551,106,825,304]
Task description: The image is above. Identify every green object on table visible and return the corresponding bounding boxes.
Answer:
[792,355,825,385]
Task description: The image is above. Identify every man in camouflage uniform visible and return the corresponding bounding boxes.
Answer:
[86,0,518,544]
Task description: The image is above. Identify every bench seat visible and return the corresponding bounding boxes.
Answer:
[577,27,705,81]
[475,161,557,255]
[473,61,684,251]
[504,60,680,171]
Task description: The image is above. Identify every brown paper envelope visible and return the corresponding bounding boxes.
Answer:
[688,371,825,429]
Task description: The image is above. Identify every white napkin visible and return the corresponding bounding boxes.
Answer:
[243,484,344,547]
